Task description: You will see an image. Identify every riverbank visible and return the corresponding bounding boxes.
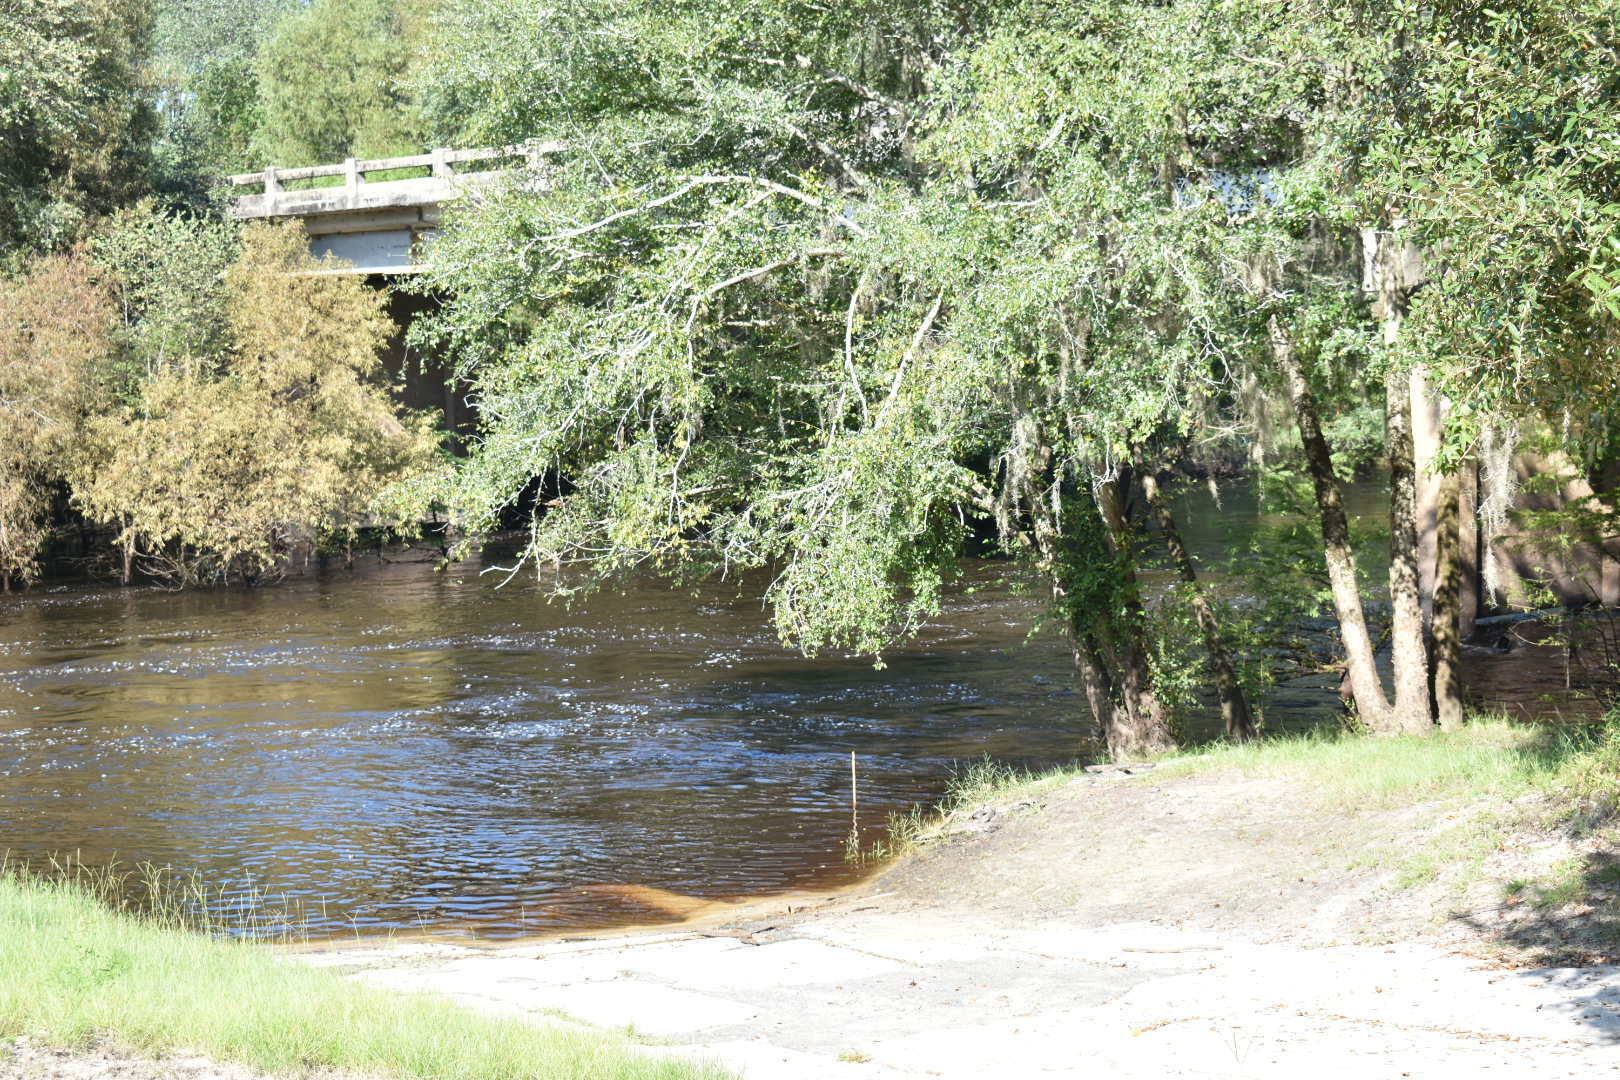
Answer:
[873,716,1620,963]
[9,720,1620,1079]
[313,720,1620,1078]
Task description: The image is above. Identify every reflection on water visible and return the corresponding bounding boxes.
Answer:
[0,481,1387,939]
[1,555,1100,937]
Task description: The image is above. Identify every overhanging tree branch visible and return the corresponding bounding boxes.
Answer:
[544,175,870,245]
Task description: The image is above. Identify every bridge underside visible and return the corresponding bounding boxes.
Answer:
[382,289,474,441]
[301,206,441,275]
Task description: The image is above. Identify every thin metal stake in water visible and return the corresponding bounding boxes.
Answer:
[849,751,859,850]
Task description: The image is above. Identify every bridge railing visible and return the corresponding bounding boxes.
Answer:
[228,140,565,219]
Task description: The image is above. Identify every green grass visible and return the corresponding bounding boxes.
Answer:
[1389,815,1508,890]
[1152,715,1604,810]
[1525,857,1591,909]
[878,716,1617,851]
[0,866,730,1080]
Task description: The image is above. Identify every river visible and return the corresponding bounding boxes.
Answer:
[0,478,1469,940]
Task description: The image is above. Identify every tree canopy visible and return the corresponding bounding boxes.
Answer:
[5,0,1620,750]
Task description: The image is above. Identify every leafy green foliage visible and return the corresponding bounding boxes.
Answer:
[149,0,293,185]
[89,203,240,389]
[405,1,1267,706]
[254,0,431,167]
[1144,581,1277,735]
[0,0,158,260]
[396,0,1407,755]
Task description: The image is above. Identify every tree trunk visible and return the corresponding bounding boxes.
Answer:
[1385,368,1435,734]
[1460,459,1480,637]
[1017,437,1167,760]
[1433,469,1466,730]
[1141,472,1257,740]
[1270,315,1393,729]
[1094,471,1178,757]
[1042,500,1133,757]
[121,530,135,586]
[1369,225,1435,737]
[1069,626,1122,747]
[1411,361,1466,727]
[1410,367,1444,625]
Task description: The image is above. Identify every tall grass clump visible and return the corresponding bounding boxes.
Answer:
[858,756,1042,862]
[1555,719,1620,831]
[0,861,730,1080]
[9,855,321,942]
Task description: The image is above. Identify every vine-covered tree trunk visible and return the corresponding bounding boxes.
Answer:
[1094,471,1177,757]
[1433,469,1466,730]
[1271,316,1393,730]
[1141,472,1257,741]
[1040,480,1175,760]
[1385,368,1435,734]
[1068,626,1122,744]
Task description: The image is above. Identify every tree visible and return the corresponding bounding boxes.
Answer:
[920,0,1289,747]
[254,0,431,167]
[0,0,158,260]
[72,223,441,583]
[397,0,1620,752]
[150,0,295,184]
[1243,0,1620,732]
[0,254,117,587]
[401,0,1279,756]
[90,202,240,385]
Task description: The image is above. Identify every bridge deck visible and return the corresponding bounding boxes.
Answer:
[228,141,562,273]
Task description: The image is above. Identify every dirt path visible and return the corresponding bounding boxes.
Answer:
[305,767,1620,1078]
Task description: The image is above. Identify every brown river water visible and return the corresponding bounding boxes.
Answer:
[0,480,1568,940]
[0,554,1114,938]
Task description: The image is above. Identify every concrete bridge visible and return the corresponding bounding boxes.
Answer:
[228,141,560,433]
[227,141,563,273]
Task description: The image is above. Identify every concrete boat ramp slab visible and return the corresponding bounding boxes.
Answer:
[304,895,1620,1078]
